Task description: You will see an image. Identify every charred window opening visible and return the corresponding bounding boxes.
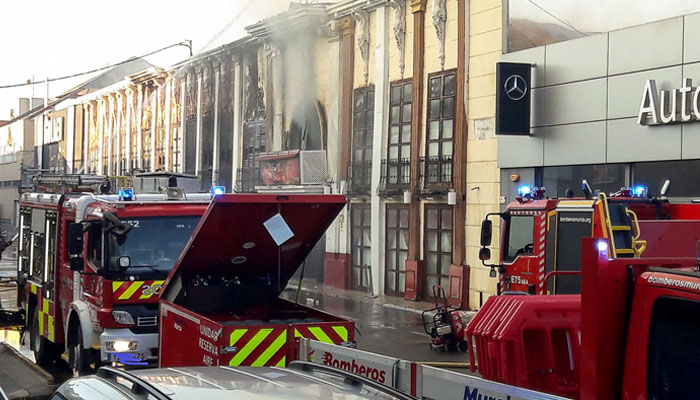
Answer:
[286,100,325,151]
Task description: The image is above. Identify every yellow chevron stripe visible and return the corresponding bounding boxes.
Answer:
[112,282,123,293]
[251,331,286,367]
[276,356,286,367]
[294,329,302,338]
[47,315,54,342]
[118,281,143,300]
[332,326,348,342]
[308,326,333,344]
[229,329,248,346]
[38,310,44,336]
[229,329,272,366]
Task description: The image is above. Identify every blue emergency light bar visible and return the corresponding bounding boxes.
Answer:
[632,185,647,197]
[211,186,226,196]
[517,185,532,197]
[118,187,134,201]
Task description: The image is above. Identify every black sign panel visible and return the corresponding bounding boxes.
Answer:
[496,62,531,135]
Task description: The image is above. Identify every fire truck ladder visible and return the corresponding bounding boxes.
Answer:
[33,174,112,193]
[599,193,646,258]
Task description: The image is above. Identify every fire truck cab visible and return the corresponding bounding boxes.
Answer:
[12,175,212,375]
[479,183,667,295]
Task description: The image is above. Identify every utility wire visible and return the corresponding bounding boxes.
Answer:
[198,0,256,52]
[0,41,193,90]
[525,0,587,37]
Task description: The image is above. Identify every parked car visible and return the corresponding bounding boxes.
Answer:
[49,361,414,400]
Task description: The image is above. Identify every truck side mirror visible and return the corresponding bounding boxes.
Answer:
[70,257,84,272]
[68,223,84,256]
[479,247,491,261]
[480,219,492,246]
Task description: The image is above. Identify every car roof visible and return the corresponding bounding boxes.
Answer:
[57,365,407,400]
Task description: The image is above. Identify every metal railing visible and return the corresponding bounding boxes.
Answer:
[419,156,453,193]
[347,160,372,195]
[379,158,411,195]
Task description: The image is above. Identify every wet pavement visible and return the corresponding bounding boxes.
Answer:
[280,281,475,368]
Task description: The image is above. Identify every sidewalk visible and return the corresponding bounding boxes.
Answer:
[286,278,477,323]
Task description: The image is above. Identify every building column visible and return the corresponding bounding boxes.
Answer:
[195,69,203,175]
[323,17,354,290]
[98,99,105,175]
[448,0,470,308]
[405,0,427,301]
[231,58,243,188]
[370,6,390,297]
[165,80,172,172]
[151,88,157,172]
[66,106,75,173]
[126,88,133,172]
[83,104,89,172]
[116,93,122,176]
[178,79,186,173]
[212,63,221,186]
[137,86,144,170]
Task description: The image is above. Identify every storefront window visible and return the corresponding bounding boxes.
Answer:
[634,160,700,198]
[542,164,627,198]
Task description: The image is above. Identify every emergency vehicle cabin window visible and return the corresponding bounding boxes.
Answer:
[504,215,534,262]
[88,223,102,269]
[30,208,46,280]
[647,296,700,399]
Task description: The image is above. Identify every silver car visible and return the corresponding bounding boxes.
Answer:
[49,362,415,400]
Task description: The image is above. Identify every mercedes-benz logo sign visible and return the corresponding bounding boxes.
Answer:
[504,74,527,101]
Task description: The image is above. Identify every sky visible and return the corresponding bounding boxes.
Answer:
[0,0,299,120]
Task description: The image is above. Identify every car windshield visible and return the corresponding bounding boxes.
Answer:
[108,215,201,272]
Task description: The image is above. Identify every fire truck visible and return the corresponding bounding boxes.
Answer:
[479,180,700,295]
[0,174,212,375]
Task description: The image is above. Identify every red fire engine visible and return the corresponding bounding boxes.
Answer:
[3,174,212,375]
[480,180,700,295]
[158,193,355,368]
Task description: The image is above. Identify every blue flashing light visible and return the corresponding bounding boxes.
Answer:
[118,187,134,201]
[211,186,226,196]
[596,240,609,253]
[632,185,647,197]
[517,185,532,197]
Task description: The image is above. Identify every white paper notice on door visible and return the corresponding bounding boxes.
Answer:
[263,213,294,246]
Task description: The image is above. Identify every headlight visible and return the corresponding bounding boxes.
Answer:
[105,340,138,352]
[112,310,135,325]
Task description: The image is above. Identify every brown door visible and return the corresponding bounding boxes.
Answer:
[423,205,453,299]
[351,204,371,289]
[385,204,409,295]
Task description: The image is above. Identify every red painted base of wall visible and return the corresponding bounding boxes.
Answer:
[323,253,351,290]
[448,264,470,309]
[404,259,425,301]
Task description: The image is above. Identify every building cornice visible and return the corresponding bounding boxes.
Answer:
[328,0,389,19]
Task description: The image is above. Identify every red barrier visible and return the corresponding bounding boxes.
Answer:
[466,294,581,398]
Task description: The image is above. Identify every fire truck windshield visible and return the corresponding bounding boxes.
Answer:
[107,215,201,274]
[504,215,535,262]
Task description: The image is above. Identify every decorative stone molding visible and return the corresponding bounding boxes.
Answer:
[339,16,355,35]
[390,0,407,79]
[410,0,426,13]
[432,0,446,70]
[353,9,370,86]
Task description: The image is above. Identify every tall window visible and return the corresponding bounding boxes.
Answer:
[351,204,371,289]
[425,70,456,185]
[385,205,409,295]
[386,81,412,189]
[238,121,265,192]
[423,205,453,299]
[350,86,374,193]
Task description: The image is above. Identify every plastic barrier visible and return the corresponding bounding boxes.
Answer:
[466,295,581,398]
[297,338,572,400]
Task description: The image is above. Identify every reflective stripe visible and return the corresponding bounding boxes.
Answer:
[308,326,333,344]
[118,282,142,300]
[43,298,49,313]
[332,326,349,342]
[229,329,248,346]
[276,356,286,367]
[30,284,37,294]
[112,282,122,293]
[230,329,273,366]
[251,331,286,367]
[47,315,55,341]
[38,309,44,336]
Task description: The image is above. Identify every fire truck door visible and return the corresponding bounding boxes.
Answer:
[553,211,592,294]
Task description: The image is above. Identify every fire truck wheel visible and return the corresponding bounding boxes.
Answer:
[31,308,57,367]
[458,340,468,352]
[69,326,92,377]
